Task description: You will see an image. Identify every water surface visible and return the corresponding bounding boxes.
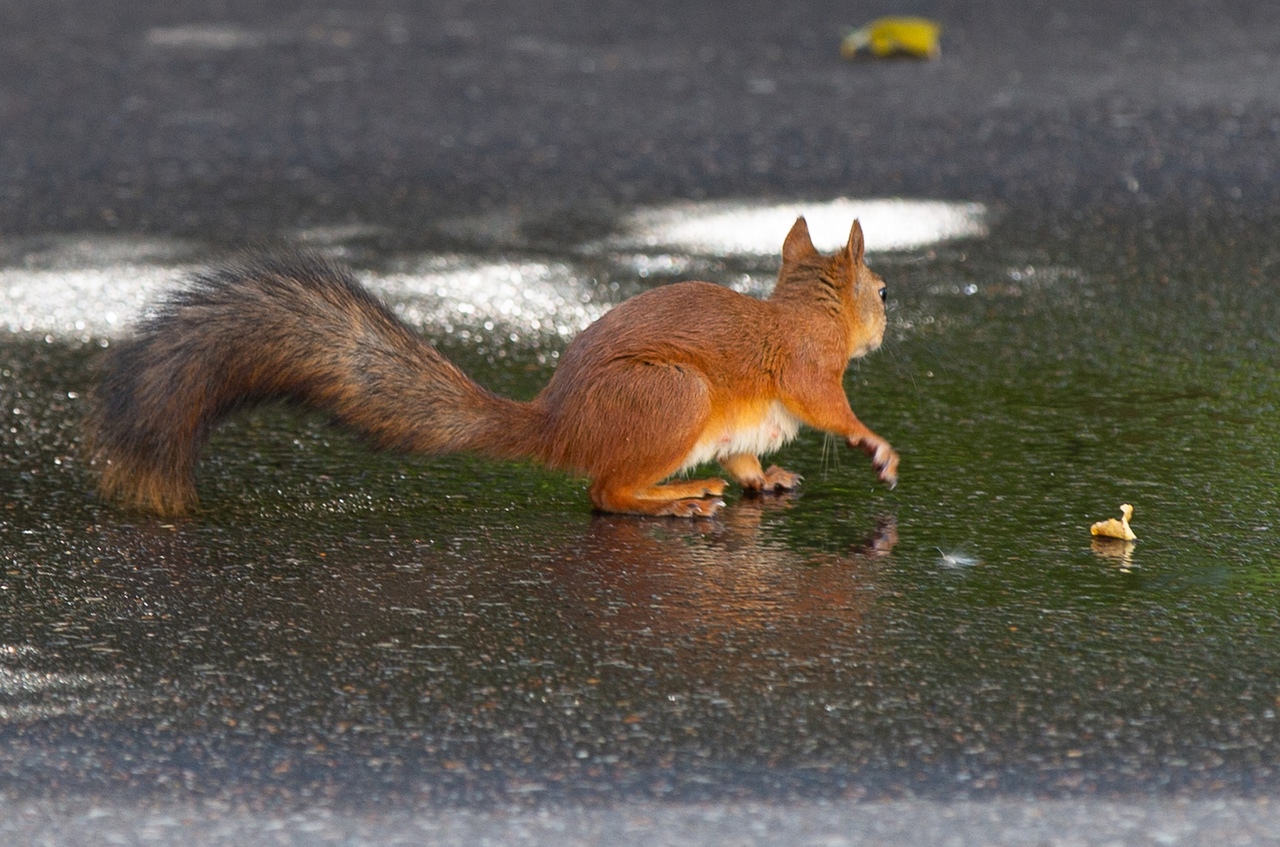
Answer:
[2,202,1279,807]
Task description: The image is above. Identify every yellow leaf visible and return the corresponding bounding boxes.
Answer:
[1090,503,1137,541]
[841,17,942,60]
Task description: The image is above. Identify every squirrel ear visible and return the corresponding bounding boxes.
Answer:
[846,219,866,265]
[782,217,817,264]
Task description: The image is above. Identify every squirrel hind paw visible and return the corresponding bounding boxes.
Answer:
[659,497,726,518]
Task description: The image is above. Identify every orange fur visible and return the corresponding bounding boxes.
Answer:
[88,218,897,517]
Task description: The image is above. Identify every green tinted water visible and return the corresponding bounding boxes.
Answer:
[2,212,1280,803]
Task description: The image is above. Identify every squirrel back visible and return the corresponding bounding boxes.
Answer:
[89,218,897,518]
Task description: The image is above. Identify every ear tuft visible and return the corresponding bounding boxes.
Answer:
[782,217,817,264]
[846,220,866,265]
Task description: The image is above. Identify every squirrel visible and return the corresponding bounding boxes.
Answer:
[88,217,898,518]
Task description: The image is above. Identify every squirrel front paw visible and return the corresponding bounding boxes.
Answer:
[660,497,726,518]
[848,435,899,489]
[759,465,804,492]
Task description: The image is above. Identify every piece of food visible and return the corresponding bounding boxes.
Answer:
[1090,504,1137,541]
[841,17,942,60]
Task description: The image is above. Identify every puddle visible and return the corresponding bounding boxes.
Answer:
[3,201,1280,804]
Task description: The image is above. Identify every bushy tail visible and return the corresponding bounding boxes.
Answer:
[88,251,546,515]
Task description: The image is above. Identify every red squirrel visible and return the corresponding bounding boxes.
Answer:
[89,217,898,517]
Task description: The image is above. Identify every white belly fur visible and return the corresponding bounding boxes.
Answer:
[678,400,802,473]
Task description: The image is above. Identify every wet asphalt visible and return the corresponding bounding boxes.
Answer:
[5,0,1280,242]
[5,0,1280,843]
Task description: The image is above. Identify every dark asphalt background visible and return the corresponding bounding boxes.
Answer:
[4,0,1279,242]
[5,1,1280,844]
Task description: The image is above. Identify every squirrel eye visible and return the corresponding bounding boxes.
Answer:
[878,286,887,302]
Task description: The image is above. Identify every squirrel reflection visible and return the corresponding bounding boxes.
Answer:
[83,495,898,690]
[544,497,898,672]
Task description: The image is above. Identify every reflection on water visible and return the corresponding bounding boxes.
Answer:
[1091,538,1137,571]
[599,198,988,255]
[0,235,208,336]
[0,645,136,722]
[0,197,985,343]
[145,24,272,50]
[0,245,603,344]
[370,256,604,342]
[0,267,183,338]
[551,502,897,672]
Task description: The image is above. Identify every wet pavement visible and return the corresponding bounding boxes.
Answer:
[5,1,1280,844]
